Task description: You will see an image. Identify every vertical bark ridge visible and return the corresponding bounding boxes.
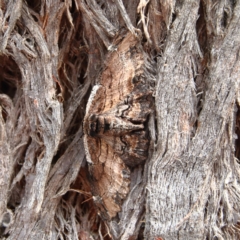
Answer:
[146,1,240,239]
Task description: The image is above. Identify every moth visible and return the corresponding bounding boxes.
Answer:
[83,32,153,220]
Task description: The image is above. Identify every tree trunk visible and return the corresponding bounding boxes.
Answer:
[0,0,240,239]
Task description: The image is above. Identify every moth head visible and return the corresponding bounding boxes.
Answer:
[88,114,98,137]
[88,114,105,137]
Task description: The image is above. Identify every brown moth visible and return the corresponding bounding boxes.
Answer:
[83,32,153,220]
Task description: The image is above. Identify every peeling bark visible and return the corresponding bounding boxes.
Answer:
[0,0,240,239]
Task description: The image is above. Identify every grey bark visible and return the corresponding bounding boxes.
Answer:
[0,0,239,239]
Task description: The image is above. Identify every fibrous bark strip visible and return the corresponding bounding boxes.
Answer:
[0,0,240,240]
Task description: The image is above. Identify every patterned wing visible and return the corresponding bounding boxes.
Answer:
[84,136,130,220]
[83,32,153,219]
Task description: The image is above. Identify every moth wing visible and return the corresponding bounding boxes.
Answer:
[85,84,106,117]
[87,137,130,219]
[100,34,144,112]
[101,132,149,167]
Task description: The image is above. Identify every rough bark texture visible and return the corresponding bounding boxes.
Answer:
[0,0,240,239]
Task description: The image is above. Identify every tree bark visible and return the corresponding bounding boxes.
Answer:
[0,0,240,239]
